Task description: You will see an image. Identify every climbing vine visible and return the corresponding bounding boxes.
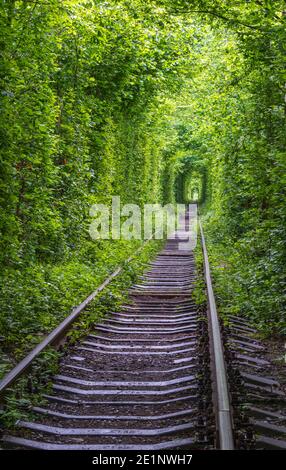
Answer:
[0,0,196,372]
[162,2,286,333]
[0,0,285,378]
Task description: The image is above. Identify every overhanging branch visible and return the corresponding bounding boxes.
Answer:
[170,9,267,32]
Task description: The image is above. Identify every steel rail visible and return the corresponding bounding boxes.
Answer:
[199,219,235,450]
[0,238,156,399]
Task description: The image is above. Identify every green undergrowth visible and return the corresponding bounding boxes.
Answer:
[200,212,286,337]
[192,216,285,339]
[0,240,158,371]
[0,238,162,427]
[0,347,60,429]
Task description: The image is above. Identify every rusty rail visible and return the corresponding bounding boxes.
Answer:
[199,219,234,450]
[0,240,155,399]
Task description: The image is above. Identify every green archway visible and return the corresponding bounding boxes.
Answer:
[175,156,207,205]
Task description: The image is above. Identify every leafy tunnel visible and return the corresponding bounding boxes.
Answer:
[0,0,285,377]
[175,156,207,204]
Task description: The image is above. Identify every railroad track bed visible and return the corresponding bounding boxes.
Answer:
[2,237,214,450]
[225,317,286,449]
[1,229,285,450]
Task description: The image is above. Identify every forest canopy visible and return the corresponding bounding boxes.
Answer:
[0,0,285,375]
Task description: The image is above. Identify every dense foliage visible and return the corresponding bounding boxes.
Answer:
[0,0,285,379]
[0,0,194,372]
[160,1,286,333]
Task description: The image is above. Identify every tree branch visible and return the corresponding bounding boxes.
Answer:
[170,9,267,32]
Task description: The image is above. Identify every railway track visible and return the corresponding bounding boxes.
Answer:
[0,217,285,450]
